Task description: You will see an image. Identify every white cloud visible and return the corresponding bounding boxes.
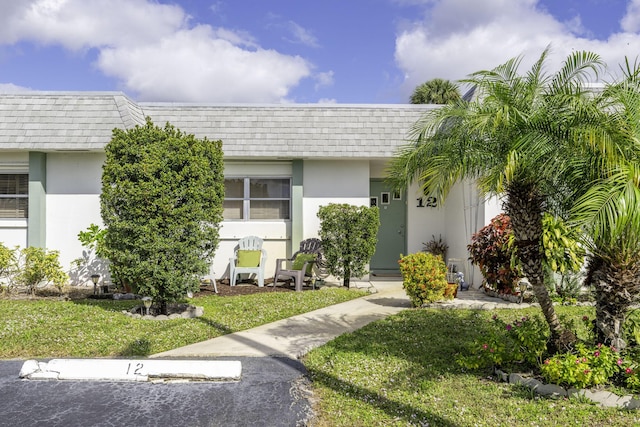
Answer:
[0,0,312,102]
[314,71,334,91]
[264,14,319,48]
[97,26,310,103]
[0,0,187,49]
[286,21,319,47]
[0,82,32,92]
[621,0,640,32]
[394,0,640,99]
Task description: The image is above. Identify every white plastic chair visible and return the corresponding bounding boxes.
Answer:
[229,236,267,287]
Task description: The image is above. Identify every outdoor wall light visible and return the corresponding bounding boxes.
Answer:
[91,274,100,295]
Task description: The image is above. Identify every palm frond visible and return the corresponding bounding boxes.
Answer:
[571,163,640,264]
[549,50,603,94]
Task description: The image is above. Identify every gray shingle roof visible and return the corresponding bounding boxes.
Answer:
[0,92,145,150]
[0,92,436,158]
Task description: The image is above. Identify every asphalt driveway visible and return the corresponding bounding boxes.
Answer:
[0,357,312,427]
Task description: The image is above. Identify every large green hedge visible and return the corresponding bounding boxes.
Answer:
[100,118,224,312]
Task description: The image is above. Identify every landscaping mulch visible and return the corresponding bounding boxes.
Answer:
[196,279,297,297]
[1,278,302,300]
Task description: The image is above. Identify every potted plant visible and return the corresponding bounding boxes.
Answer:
[422,234,448,261]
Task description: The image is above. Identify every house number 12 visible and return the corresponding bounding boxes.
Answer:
[416,197,438,208]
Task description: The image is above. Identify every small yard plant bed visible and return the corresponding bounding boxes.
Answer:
[304,307,640,427]
[0,287,366,358]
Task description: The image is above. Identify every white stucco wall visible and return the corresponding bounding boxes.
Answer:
[442,183,503,287]
[1,151,505,288]
[302,159,370,238]
[403,178,497,288]
[405,181,446,255]
[46,153,105,285]
[0,220,27,249]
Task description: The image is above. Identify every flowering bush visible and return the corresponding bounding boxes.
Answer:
[624,363,640,392]
[457,314,548,371]
[458,312,640,394]
[398,252,448,307]
[539,316,640,391]
[540,343,622,389]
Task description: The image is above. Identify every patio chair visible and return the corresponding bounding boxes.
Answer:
[229,236,267,287]
[273,238,322,291]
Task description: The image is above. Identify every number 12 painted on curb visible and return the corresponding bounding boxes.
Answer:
[126,362,144,376]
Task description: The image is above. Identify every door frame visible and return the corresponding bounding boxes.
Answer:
[369,179,407,276]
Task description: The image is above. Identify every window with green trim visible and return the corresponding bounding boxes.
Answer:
[223,177,290,220]
[0,174,28,219]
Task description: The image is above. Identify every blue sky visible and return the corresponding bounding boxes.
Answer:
[0,0,637,103]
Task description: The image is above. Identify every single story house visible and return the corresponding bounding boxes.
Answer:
[0,92,500,287]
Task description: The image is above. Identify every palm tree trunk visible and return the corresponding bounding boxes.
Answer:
[504,183,575,353]
[586,256,640,350]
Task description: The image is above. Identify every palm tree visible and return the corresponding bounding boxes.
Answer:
[410,78,461,104]
[573,166,640,349]
[564,66,640,349]
[388,47,603,352]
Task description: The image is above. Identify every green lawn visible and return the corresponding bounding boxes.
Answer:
[5,290,640,425]
[0,288,366,358]
[304,306,640,427]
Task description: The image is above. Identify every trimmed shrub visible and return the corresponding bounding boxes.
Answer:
[317,203,380,288]
[101,118,224,313]
[399,252,448,306]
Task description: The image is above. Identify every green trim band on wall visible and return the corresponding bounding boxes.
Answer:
[28,152,46,248]
[291,159,303,251]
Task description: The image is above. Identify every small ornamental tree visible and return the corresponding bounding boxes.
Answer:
[469,213,585,296]
[541,213,585,275]
[317,204,380,288]
[468,213,521,293]
[101,118,224,313]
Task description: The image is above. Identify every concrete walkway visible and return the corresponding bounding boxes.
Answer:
[152,281,412,359]
[152,280,528,360]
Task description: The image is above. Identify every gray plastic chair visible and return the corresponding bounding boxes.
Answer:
[273,238,322,291]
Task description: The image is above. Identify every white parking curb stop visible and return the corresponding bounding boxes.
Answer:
[19,359,242,382]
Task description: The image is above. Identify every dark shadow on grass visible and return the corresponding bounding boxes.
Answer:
[117,338,152,357]
[193,316,234,335]
[307,368,458,426]
[302,308,522,424]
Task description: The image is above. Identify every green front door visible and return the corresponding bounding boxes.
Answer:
[369,180,406,275]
